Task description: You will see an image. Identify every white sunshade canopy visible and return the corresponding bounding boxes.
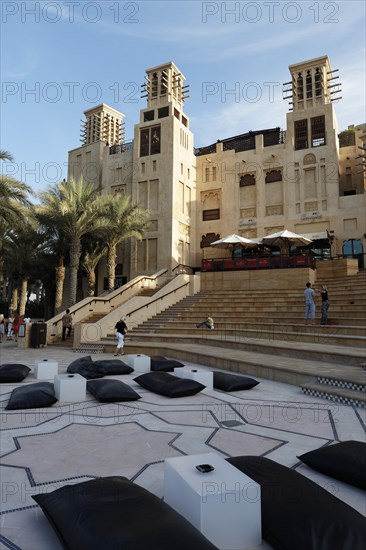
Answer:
[210,234,257,248]
[261,229,313,248]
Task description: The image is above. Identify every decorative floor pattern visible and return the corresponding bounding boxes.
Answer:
[0,342,365,550]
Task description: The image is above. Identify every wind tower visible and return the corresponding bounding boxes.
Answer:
[283,56,342,234]
[131,62,197,277]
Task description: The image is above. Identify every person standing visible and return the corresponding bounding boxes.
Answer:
[0,314,5,343]
[304,282,316,325]
[12,313,21,342]
[7,314,14,340]
[114,316,128,356]
[320,284,329,325]
[61,309,73,341]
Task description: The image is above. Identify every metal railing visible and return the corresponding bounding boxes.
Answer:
[201,255,315,271]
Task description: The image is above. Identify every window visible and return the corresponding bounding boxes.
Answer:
[161,70,168,95]
[203,208,220,221]
[295,119,308,150]
[174,108,180,120]
[144,110,154,122]
[151,73,158,98]
[140,125,161,157]
[182,116,188,127]
[240,174,255,187]
[314,68,322,97]
[311,116,325,147]
[158,107,169,118]
[140,129,150,157]
[306,70,312,99]
[297,73,304,100]
[265,170,282,183]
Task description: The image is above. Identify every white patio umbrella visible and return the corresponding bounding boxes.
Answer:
[210,234,257,249]
[261,229,312,248]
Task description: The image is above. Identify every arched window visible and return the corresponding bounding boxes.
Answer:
[306,70,312,99]
[314,68,322,97]
[265,170,282,183]
[240,174,256,187]
[200,233,220,248]
[297,73,304,100]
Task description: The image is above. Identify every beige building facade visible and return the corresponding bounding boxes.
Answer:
[67,56,365,293]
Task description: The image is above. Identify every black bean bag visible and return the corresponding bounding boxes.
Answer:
[213,372,259,391]
[0,363,31,383]
[134,372,205,398]
[6,382,57,410]
[32,476,218,550]
[297,440,366,490]
[87,379,141,403]
[67,356,104,379]
[92,359,133,375]
[150,356,185,372]
[227,455,366,550]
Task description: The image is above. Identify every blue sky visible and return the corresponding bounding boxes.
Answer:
[1,0,365,193]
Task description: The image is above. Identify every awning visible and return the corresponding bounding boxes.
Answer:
[301,231,329,241]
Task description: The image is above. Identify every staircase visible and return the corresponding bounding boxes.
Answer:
[106,272,366,407]
[53,272,365,406]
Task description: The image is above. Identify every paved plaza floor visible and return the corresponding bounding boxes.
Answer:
[0,341,365,549]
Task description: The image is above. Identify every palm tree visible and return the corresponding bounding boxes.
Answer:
[4,220,44,316]
[37,177,109,306]
[80,236,108,296]
[99,194,147,291]
[0,150,14,162]
[0,151,33,292]
[33,203,69,313]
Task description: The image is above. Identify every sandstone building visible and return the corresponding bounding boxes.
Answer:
[67,56,365,294]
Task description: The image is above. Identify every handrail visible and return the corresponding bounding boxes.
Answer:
[75,274,199,344]
[126,281,191,318]
[48,269,169,335]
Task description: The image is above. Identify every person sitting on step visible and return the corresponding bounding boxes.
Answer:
[196,316,214,330]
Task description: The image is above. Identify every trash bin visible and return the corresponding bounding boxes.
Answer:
[30,323,47,348]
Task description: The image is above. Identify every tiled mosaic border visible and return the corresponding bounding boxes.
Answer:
[302,387,365,408]
[318,377,365,392]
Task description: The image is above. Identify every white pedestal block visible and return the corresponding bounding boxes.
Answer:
[165,452,261,550]
[126,354,151,373]
[54,374,86,402]
[174,368,213,392]
[35,360,58,380]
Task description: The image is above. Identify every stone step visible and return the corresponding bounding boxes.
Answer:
[141,315,366,324]
[124,327,366,347]
[180,303,366,313]
[146,319,365,329]
[130,326,366,338]
[300,383,366,408]
[105,332,366,366]
[111,340,365,396]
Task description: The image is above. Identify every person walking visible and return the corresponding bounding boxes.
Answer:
[304,282,316,325]
[114,316,128,356]
[320,284,329,325]
[196,315,214,330]
[61,309,73,341]
[7,314,14,340]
